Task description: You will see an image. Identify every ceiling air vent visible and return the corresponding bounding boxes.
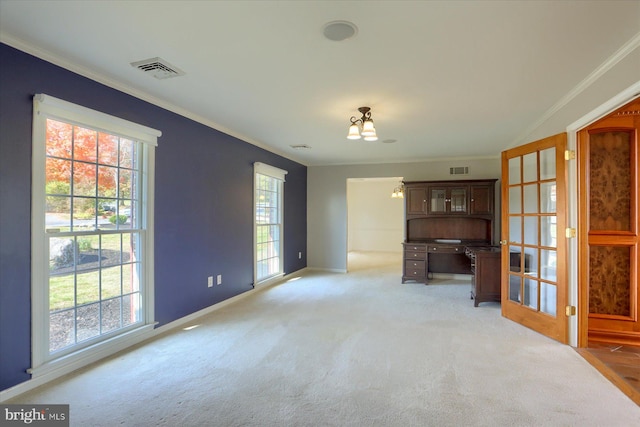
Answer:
[131,57,185,79]
[290,144,311,150]
[450,166,469,175]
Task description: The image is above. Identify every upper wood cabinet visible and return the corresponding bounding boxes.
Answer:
[405,179,496,219]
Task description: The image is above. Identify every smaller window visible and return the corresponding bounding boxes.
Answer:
[254,162,287,284]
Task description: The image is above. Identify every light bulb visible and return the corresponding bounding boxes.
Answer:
[347,123,361,139]
[361,119,376,137]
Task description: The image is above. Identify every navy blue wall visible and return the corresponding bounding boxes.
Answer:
[0,43,307,391]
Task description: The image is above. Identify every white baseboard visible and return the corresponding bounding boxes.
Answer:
[307,267,348,273]
[430,273,472,281]
[0,268,307,402]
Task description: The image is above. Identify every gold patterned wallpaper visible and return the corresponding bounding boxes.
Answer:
[588,131,631,231]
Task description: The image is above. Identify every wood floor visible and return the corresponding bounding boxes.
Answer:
[577,343,640,406]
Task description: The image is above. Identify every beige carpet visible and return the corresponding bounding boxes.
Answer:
[9,252,640,426]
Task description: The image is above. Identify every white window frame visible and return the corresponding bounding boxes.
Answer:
[30,94,160,379]
[254,162,287,287]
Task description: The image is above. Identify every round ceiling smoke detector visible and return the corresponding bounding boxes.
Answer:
[323,21,358,41]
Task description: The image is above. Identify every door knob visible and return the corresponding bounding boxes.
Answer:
[499,240,507,245]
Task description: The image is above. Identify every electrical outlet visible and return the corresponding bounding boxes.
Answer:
[207,276,213,288]
[298,252,302,259]
[216,274,222,285]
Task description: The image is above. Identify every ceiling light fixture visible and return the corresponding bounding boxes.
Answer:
[347,106,378,141]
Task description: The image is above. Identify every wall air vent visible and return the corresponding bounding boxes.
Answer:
[130,57,185,79]
[450,166,469,175]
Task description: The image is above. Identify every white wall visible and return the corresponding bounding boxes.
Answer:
[307,37,639,275]
[347,178,404,253]
[308,158,501,271]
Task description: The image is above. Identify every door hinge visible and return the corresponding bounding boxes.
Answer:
[565,228,576,238]
[564,150,576,160]
[565,305,576,316]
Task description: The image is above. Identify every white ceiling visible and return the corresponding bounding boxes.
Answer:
[1,1,639,166]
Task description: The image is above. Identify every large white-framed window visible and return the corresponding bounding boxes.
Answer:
[254,162,287,285]
[30,94,160,377]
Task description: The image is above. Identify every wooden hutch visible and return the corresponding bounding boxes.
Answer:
[401,179,498,291]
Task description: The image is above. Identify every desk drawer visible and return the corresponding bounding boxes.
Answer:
[405,260,425,270]
[405,267,426,278]
[404,250,426,260]
[428,245,463,254]
[404,244,426,252]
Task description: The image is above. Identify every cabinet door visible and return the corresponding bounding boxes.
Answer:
[406,186,427,215]
[428,188,447,213]
[429,186,468,214]
[449,187,468,213]
[470,185,493,215]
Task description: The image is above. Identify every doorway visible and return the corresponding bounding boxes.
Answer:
[346,177,404,272]
[577,96,640,347]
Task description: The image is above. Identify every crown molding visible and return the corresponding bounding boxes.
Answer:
[309,154,500,167]
[511,31,640,148]
[0,33,308,166]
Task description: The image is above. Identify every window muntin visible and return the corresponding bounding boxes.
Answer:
[45,120,138,232]
[45,119,143,355]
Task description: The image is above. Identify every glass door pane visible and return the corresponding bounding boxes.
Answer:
[450,188,467,213]
[430,188,446,213]
[508,147,559,315]
[508,152,524,304]
[538,146,558,317]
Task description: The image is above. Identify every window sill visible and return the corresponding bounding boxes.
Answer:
[255,273,285,289]
[28,323,156,381]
